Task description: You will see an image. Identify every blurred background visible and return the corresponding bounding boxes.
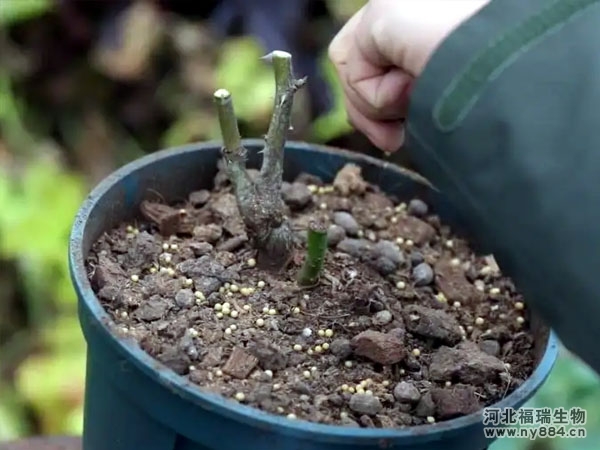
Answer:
[0,1,598,449]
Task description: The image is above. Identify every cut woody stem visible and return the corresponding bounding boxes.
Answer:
[213,51,307,272]
[297,221,328,286]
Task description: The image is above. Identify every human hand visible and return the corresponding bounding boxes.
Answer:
[328,0,490,152]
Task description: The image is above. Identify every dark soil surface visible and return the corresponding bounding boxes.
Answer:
[87,162,535,428]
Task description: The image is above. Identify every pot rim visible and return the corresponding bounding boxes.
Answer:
[69,139,559,442]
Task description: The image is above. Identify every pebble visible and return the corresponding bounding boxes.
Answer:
[281,182,312,209]
[189,242,214,256]
[372,310,393,326]
[291,381,313,396]
[350,330,406,365]
[135,296,168,321]
[429,341,505,384]
[370,256,397,276]
[333,163,367,196]
[393,381,421,403]
[192,224,223,243]
[327,225,346,246]
[359,415,375,427]
[336,239,372,258]
[409,251,425,266]
[329,338,353,359]
[408,199,429,217]
[372,240,405,265]
[175,289,195,308]
[341,417,360,427]
[403,304,463,345]
[430,386,482,419]
[478,340,501,357]
[334,212,360,236]
[349,393,383,416]
[415,392,436,418]
[412,262,434,286]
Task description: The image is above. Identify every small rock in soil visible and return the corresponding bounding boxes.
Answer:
[389,326,405,342]
[186,346,199,360]
[393,381,421,403]
[414,392,436,418]
[412,262,434,286]
[395,412,414,426]
[193,224,223,243]
[372,240,405,265]
[157,346,190,375]
[387,216,436,245]
[175,289,195,308]
[327,393,344,406]
[189,190,210,206]
[409,251,425,266]
[177,255,233,280]
[140,274,179,298]
[430,386,482,420]
[485,325,512,342]
[334,212,360,236]
[93,253,126,289]
[248,340,289,370]
[365,192,394,210]
[282,182,312,209]
[189,242,213,256]
[215,251,237,267]
[210,193,245,236]
[377,414,396,429]
[434,258,482,303]
[370,256,397,276]
[330,338,353,359]
[98,284,125,306]
[327,224,346,246]
[200,347,223,368]
[350,205,375,228]
[429,342,505,385]
[341,417,361,427]
[194,277,222,296]
[404,355,422,372]
[373,310,393,326]
[351,330,406,365]
[125,231,161,269]
[252,384,273,403]
[359,415,376,427]
[408,198,429,217]
[336,239,373,258]
[333,163,367,196]
[222,347,259,379]
[134,295,169,321]
[479,340,501,357]
[291,381,313,395]
[349,393,383,416]
[403,305,463,345]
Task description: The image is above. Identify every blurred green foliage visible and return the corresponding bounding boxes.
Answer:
[0,1,598,448]
[0,0,52,27]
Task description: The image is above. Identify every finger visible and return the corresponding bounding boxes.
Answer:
[346,58,414,121]
[345,97,405,153]
[328,6,366,66]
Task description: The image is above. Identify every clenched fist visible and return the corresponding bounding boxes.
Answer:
[329,0,490,152]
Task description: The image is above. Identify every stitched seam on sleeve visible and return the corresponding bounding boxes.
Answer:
[434,0,599,132]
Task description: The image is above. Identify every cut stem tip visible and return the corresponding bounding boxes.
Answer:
[214,88,231,101]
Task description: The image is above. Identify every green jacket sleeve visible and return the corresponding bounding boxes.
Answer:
[404,0,600,373]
